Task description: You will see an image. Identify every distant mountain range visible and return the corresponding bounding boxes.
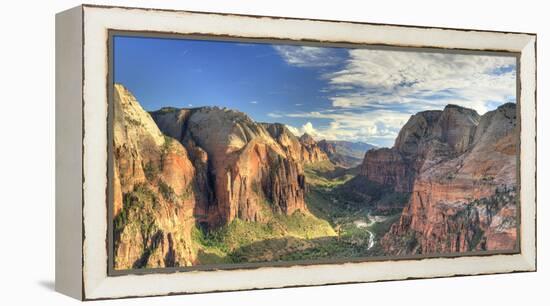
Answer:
[318,139,376,168]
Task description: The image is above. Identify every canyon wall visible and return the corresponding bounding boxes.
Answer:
[114,85,320,269]
[379,103,518,254]
[112,84,199,269]
[151,107,309,226]
[298,133,330,164]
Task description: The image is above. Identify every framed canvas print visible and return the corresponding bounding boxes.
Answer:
[55,4,537,300]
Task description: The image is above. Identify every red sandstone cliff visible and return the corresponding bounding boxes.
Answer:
[114,85,326,269]
[298,133,330,164]
[112,84,199,269]
[360,105,481,193]
[380,103,518,254]
[262,123,329,164]
[151,107,308,226]
[360,148,413,193]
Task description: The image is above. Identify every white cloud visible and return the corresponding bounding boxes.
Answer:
[285,110,410,147]
[267,112,283,118]
[250,101,258,104]
[302,122,317,135]
[286,121,322,138]
[273,45,341,68]
[324,49,516,115]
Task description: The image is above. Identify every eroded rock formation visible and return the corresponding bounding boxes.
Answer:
[380,103,518,254]
[114,85,318,269]
[360,105,481,194]
[151,107,308,226]
[112,84,198,269]
[298,133,330,164]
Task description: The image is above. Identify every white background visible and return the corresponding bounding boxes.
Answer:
[0,0,546,305]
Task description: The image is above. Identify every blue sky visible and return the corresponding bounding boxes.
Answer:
[114,35,516,147]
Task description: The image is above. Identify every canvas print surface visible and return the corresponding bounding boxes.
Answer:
[111,35,518,271]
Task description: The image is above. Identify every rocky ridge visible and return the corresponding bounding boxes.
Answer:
[114,85,332,269]
[377,103,518,254]
[150,106,311,227]
[319,140,376,168]
[298,133,330,164]
[112,84,199,269]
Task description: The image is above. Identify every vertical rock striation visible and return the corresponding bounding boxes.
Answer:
[151,107,309,226]
[360,105,481,194]
[379,103,518,254]
[298,133,330,164]
[112,84,198,269]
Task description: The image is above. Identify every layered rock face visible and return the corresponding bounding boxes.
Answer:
[298,133,330,163]
[112,84,198,269]
[360,148,413,193]
[151,107,308,226]
[114,84,330,269]
[360,105,481,193]
[114,85,318,269]
[262,123,307,162]
[261,125,373,168]
[380,103,518,254]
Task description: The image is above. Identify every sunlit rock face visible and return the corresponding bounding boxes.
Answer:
[298,133,330,164]
[151,106,309,226]
[114,85,314,269]
[113,84,198,269]
[113,81,518,267]
[379,103,517,254]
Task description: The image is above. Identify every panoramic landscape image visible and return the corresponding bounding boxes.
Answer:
[111,35,519,270]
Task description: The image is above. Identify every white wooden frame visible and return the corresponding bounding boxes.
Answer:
[55,4,537,300]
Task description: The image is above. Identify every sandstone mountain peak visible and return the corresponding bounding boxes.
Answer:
[112,84,199,269]
[443,103,477,112]
[113,86,339,269]
[114,84,166,147]
[375,102,517,254]
[393,103,481,156]
[296,132,329,164]
[150,104,311,225]
[299,133,316,145]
